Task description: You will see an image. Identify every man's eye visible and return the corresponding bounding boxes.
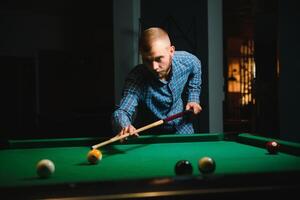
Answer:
[155,57,162,62]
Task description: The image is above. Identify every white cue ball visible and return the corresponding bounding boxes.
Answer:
[36,159,55,178]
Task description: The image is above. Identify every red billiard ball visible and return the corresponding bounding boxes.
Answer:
[198,157,216,174]
[174,160,193,175]
[266,141,279,154]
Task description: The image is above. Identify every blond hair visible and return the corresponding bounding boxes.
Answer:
[139,27,171,53]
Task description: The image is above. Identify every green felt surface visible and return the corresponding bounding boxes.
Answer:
[1,133,300,188]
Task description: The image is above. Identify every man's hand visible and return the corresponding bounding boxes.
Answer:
[118,124,138,142]
[186,102,202,114]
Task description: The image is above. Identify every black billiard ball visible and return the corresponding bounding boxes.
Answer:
[266,141,279,154]
[198,157,216,174]
[174,160,193,175]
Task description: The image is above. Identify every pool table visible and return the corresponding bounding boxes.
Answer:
[0,133,300,199]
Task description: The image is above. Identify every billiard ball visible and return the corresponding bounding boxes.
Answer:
[36,159,55,178]
[87,149,102,164]
[174,160,193,175]
[266,141,279,154]
[198,156,216,174]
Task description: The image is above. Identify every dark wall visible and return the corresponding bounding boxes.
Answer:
[278,0,300,142]
[1,0,114,139]
[141,0,209,133]
[254,2,279,138]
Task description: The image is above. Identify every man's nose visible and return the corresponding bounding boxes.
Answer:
[152,61,159,71]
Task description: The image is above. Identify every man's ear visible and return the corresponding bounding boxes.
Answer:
[170,45,175,55]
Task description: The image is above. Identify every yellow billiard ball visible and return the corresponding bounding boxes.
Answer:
[87,149,102,164]
[198,156,216,174]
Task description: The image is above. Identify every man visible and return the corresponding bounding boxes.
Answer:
[112,27,202,138]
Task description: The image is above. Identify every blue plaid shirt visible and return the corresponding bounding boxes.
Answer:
[112,51,202,134]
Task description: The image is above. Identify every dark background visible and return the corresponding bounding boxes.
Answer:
[1,0,299,141]
[1,0,114,138]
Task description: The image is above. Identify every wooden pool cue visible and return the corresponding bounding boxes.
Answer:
[91,110,193,149]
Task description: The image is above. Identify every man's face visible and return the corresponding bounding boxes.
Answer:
[141,40,175,80]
